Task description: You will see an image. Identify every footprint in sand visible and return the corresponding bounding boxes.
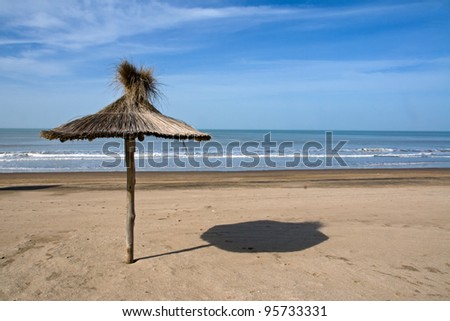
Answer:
[400,265,420,272]
[424,267,443,274]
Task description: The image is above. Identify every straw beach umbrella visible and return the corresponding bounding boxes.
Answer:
[41,61,211,263]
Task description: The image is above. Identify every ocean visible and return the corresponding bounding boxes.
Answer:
[1,128,450,172]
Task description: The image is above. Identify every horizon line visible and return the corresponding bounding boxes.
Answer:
[1,127,450,133]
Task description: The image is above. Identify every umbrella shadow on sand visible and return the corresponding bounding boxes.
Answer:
[200,220,328,253]
[136,220,328,261]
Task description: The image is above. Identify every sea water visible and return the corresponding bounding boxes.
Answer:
[1,128,450,172]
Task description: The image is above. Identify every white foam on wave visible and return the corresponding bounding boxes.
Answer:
[357,147,395,153]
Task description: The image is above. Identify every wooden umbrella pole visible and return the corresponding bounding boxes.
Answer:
[125,137,136,264]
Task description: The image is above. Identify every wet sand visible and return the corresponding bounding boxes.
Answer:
[1,169,449,300]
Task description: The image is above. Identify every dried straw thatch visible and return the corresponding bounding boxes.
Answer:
[41,60,210,142]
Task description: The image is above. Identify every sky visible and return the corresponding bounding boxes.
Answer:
[0,0,449,131]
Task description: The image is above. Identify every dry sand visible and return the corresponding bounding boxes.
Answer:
[0,169,449,300]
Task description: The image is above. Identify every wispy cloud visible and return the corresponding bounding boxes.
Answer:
[0,56,69,78]
[0,0,297,78]
[0,1,429,51]
[161,57,450,97]
[0,0,441,80]
[0,0,296,51]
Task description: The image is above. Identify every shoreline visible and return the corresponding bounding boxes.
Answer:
[2,168,450,189]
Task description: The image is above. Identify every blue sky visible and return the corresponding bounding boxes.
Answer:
[0,0,449,131]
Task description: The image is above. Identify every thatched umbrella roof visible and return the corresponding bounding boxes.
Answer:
[41,60,210,142]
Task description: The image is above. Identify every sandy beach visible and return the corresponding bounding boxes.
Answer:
[1,169,449,300]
